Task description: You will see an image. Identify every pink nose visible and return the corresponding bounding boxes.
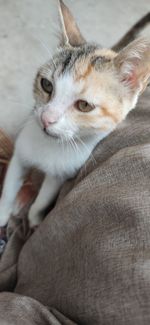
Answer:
[41,112,57,129]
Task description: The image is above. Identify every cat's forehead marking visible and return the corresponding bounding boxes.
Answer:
[75,62,93,81]
[74,55,111,81]
[66,47,116,81]
[57,43,99,74]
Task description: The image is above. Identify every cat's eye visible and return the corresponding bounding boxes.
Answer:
[41,78,53,95]
[75,100,94,113]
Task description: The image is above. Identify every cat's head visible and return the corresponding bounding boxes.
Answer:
[33,0,150,141]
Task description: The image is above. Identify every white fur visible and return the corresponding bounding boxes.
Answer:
[0,115,102,227]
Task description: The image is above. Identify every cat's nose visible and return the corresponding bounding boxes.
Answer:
[41,112,57,128]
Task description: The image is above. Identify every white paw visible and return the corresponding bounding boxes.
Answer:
[0,200,12,227]
[28,204,43,228]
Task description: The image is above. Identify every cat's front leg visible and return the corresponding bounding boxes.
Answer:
[28,174,63,227]
[0,153,27,227]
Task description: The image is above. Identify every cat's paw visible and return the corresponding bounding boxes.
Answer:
[0,200,12,227]
[28,204,43,228]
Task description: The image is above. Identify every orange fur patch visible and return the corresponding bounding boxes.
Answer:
[101,106,121,124]
[76,63,93,81]
[73,113,98,127]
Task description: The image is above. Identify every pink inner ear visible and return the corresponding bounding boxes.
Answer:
[122,70,138,88]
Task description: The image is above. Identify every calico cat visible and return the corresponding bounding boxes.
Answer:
[0,1,150,227]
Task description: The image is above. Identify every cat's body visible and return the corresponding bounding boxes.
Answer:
[1,115,99,226]
[0,1,150,227]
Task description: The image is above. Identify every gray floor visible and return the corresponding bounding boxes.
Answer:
[0,0,149,138]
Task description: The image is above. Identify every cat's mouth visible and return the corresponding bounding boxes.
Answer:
[43,127,60,139]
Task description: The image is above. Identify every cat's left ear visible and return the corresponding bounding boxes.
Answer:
[114,38,150,94]
[58,0,86,47]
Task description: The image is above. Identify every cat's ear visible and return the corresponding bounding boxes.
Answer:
[114,38,150,94]
[58,0,86,47]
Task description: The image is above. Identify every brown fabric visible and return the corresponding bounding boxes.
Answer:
[0,87,150,324]
[0,293,77,324]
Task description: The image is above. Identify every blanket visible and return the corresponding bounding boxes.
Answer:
[0,87,150,324]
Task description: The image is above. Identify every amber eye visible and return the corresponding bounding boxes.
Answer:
[41,78,53,95]
[75,100,94,113]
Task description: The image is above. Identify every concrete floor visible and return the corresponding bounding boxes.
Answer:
[0,0,149,139]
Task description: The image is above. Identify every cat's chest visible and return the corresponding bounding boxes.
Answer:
[16,119,90,177]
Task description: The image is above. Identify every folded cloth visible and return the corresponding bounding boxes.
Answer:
[0,88,150,324]
[0,292,77,325]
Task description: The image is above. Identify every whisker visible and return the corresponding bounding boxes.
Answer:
[73,136,95,186]
[75,135,97,167]
[34,35,57,69]
[71,136,87,178]
[59,135,66,170]
[60,134,65,157]
[70,136,79,153]
[70,138,78,154]
[67,135,77,156]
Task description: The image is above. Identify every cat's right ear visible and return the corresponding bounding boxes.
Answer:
[58,0,86,47]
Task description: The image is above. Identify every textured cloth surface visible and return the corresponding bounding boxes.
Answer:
[0,88,150,324]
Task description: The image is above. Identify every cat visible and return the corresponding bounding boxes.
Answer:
[0,0,150,228]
